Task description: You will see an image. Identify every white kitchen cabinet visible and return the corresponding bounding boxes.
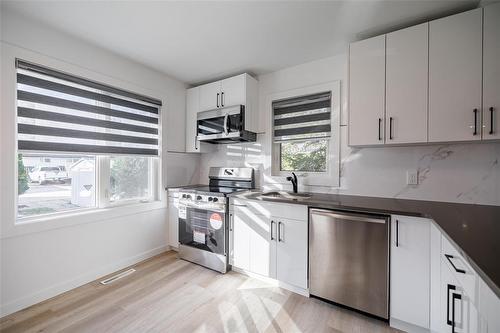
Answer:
[349,35,386,146]
[230,199,307,290]
[483,3,500,140]
[232,204,276,277]
[231,206,252,271]
[221,75,246,107]
[197,73,258,116]
[440,257,481,333]
[167,192,179,249]
[185,87,200,153]
[275,217,308,290]
[390,216,431,330]
[386,23,428,144]
[199,81,222,111]
[479,278,500,333]
[429,8,483,142]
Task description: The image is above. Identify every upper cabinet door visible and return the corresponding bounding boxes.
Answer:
[429,9,482,142]
[483,3,500,140]
[349,35,386,146]
[185,87,200,153]
[199,81,221,112]
[221,74,246,107]
[386,23,428,144]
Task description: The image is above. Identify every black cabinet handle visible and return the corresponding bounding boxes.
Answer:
[445,254,466,274]
[194,136,198,150]
[278,221,283,242]
[452,293,461,333]
[473,108,478,135]
[270,220,275,240]
[490,107,494,135]
[447,284,456,325]
[216,93,219,108]
[378,118,382,140]
[221,92,225,107]
[389,117,393,140]
[395,219,399,247]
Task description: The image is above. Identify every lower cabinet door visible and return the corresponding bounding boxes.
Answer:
[233,207,275,278]
[232,209,251,271]
[167,198,179,248]
[390,216,430,328]
[276,217,308,289]
[249,216,275,278]
[440,258,480,333]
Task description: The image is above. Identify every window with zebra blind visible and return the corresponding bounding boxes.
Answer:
[16,59,160,220]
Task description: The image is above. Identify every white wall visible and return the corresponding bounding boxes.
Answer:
[0,10,198,316]
[200,55,500,205]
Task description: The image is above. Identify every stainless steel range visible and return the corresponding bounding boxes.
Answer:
[177,167,254,273]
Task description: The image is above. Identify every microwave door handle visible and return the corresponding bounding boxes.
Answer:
[223,113,229,135]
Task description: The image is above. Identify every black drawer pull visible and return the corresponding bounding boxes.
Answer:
[447,284,456,325]
[445,254,466,274]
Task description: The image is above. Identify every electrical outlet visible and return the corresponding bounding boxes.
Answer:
[406,170,418,185]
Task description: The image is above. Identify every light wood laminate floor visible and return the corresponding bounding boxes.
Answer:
[0,251,401,333]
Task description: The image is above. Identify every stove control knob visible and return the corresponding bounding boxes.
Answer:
[212,197,218,203]
[182,194,186,199]
[196,195,202,201]
[208,197,213,201]
[186,195,192,200]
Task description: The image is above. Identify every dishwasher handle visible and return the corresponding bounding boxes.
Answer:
[311,209,387,224]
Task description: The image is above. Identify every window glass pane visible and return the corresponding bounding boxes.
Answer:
[110,156,151,202]
[18,153,96,218]
[280,139,327,172]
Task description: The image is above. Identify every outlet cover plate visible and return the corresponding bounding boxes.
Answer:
[407,170,418,185]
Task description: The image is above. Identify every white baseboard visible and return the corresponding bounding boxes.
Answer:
[390,318,430,333]
[231,266,309,297]
[0,245,168,318]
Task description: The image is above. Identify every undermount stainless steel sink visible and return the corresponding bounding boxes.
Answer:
[259,191,311,200]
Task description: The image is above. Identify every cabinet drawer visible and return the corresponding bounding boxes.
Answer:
[231,198,307,221]
[441,235,478,306]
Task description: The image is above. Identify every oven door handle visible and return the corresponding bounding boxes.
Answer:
[179,202,226,213]
[223,113,229,135]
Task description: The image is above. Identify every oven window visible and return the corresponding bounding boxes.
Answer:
[179,207,225,255]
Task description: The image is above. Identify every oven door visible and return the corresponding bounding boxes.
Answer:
[197,105,244,140]
[179,205,226,256]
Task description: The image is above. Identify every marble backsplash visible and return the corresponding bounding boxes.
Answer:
[199,129,500,206]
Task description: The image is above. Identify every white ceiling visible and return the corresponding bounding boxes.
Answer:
[2,0,480,85]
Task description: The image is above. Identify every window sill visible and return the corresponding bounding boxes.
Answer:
[2,200,167,240]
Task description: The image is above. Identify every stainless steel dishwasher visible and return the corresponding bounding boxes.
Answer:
[309,209,389,319]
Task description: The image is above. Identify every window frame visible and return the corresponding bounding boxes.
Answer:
[269,81,340,188]
[12,53,163,224]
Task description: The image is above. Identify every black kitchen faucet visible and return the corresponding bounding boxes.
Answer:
[286,172,298,193]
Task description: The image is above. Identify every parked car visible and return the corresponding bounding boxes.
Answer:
[29,166,70,184]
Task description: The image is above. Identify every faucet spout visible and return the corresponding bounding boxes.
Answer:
[286,172,298,193]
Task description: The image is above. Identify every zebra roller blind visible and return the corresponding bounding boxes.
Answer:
[16,59,161,156]
[272,91,331,142]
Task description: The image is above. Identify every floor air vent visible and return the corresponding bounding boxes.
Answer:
[100,268,136,285]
